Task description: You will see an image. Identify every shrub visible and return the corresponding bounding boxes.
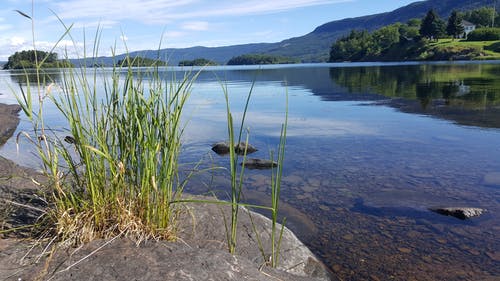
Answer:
[467,28,500,41]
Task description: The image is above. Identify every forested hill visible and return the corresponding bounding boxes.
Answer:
[277,0,495,62]
[314,0,492,34]
[77,0,497,66]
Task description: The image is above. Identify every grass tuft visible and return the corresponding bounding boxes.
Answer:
[15,20,199,244]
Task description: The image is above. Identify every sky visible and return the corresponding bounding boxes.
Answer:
[0,0,417,60]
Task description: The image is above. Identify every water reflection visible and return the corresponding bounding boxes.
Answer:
[325,63,500,127]
[8,69,62,86]
[1,63,499,280]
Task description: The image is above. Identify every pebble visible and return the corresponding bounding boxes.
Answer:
[301,185,318,193]
[486,251,500,261]
[296,194,308,200]
[467,248,480,256]
[342,234,354,241]
[398,247,412,254]
[319,205,330,211]
[332,264,342,272]
[436,238,447,244]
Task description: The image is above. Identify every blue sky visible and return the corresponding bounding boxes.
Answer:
[0,0,417,60]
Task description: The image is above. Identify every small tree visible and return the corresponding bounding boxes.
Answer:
[462,7,496,27]
[447,10,465,39]
[420,9,446,40]
[329,30,374,62]
[373,24,400,51]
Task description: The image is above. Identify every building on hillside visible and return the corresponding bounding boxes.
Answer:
[461,20,476,38]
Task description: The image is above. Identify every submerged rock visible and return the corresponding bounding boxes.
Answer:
[429,207,485,220]
[234,142,258,155]
[242,158,278,170]
[211,142,230,155]
[482,172,500,187]
[211,141,258,156]
[64,135,76,144]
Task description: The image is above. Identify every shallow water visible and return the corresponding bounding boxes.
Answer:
[1,62,499,280]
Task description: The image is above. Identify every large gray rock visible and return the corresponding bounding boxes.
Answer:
[429,207,485,220]
[0,104,21,145]
[0,239,324,281]
[176,197,332,280]
[0,195,333,281]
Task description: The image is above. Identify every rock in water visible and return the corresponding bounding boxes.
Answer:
[211,142,230,155]
[211,142,258,156]
[429,207,485,220]
[234,142,258,155]
[64,135,76,144]
[242,158,278,170]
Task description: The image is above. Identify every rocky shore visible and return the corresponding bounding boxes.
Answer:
[0,103,333,281]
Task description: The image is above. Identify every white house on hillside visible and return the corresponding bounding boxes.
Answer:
[461,20,476,38]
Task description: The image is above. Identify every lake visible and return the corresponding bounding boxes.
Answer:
[1,62,499,280]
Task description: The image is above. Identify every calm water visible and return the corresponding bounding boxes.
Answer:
[1,62,499,280]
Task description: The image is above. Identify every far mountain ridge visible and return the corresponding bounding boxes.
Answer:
[78,0,497,66]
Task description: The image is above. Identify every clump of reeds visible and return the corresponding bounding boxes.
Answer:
[14,17,198,244]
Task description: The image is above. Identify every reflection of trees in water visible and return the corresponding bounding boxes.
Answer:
[9,70,62,86]
[329,64,500,110]
[329,66,423,99]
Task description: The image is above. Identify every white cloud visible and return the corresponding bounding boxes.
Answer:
[190,0,348,17]
[164,30,186,39]
[52,0,197,24]
[120,35,128,41]
[0,36,86,60]
[71,19,119,29]
[0,24,12,31]
[181,21,209,31]
[51,0,350,24]
[10,36,26,46]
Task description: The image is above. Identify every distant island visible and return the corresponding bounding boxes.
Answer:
[3,50,73,69]
[178,58,218,66]
[117,56,166,67]
[226,54,298,65]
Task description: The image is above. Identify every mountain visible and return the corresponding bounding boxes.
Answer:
[75,0,497,66]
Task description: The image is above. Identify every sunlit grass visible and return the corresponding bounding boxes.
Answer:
[16,58,200,245]
[429,39,500,59]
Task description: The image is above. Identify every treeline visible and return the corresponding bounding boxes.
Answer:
[227,54,298,65]
[329,7,500,62]
[3,50,73,69]
[117,56,166,67]
[178,58,218,66]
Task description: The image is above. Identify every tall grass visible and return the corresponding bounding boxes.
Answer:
[219,79,288,267]
[14,11,199,243]
[269,89,288,267]
[50,64,198,243]
[220,80,254,255]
